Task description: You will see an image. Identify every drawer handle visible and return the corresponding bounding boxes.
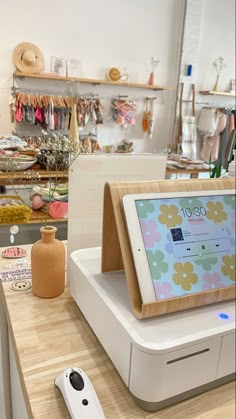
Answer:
[167,348,210,365]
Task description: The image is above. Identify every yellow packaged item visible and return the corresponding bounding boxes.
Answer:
[0,195,32,224]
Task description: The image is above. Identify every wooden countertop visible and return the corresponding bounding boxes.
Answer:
[0,245,235,418]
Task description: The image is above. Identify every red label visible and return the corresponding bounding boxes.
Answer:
[1,247,27,258]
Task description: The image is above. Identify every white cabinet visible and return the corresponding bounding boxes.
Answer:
[0,300,28,419]
[217,333,236,379]
[9,336,29,419]
[130,338,222,402]
[0,298,12,419]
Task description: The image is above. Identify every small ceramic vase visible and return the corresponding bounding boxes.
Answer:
[213,74,220,92]
[148,58,159,86]
[149,71,155,86]
[31,226,65,298]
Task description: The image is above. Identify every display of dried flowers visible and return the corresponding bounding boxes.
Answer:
[4,130,88,230]
[212,56,227,91]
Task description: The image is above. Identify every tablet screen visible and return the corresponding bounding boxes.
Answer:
[134,193,235,300]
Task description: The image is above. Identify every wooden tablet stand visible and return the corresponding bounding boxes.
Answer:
[101,178,235,319]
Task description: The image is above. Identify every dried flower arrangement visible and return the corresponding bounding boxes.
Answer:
[4,130,88,232]
[212,57,227,91]
[212,56,227,76]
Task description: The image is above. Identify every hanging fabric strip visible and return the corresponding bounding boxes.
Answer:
[181,83,198,160]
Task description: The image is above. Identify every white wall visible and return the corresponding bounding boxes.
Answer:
[0,0,185,152]
[197,0,235,93]
[172,0,235,153]
[178,0,235,107]
[0,1,235,152]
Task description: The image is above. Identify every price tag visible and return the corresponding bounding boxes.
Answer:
[1,247,27,259]
[0,269,31,282]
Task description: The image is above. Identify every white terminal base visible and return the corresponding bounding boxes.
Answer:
[70,247,236,411]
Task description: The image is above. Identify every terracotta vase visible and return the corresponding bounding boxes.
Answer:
[148,71,154,86]
[31,226,65,298]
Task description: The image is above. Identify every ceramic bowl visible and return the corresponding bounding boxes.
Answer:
[0,155,37,171]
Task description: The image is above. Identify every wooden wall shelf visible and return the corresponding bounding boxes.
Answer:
[0,164,68,186]
[199,90,235,97]
[13,71,168,91]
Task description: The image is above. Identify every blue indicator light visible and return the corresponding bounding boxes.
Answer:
[218,313,230,320]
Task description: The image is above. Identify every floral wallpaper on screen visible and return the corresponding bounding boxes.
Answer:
[135,194,235,300]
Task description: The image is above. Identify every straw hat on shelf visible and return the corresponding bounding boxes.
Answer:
[12,42,45,74]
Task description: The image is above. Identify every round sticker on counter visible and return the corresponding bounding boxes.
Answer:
[10,280,31,291]
[1,247,27,259]
[10,225,19,235]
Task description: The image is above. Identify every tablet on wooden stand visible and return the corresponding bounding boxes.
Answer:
[101,178,235,319]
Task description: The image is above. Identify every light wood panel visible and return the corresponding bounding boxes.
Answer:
[102,178,235,319]
[0,245,235,418]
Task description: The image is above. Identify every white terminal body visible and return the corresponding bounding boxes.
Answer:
[70,247,235,411]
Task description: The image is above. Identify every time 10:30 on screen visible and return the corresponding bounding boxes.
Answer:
[180,207,207,217]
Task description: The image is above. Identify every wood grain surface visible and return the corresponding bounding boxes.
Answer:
[0,244,235,418]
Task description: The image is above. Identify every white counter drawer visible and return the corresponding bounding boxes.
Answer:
[130,338,221,402]
[217,333,236,378]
